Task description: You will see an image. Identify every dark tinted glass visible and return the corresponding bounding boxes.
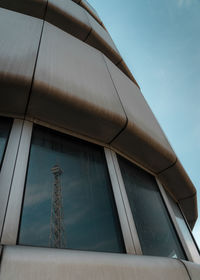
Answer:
[18,126,125,253]
[118,155,185,259]
[0,117,12,168]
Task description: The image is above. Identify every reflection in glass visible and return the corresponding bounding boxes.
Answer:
[18,125,125,253]
[118,155,186,259]
[168,194,200,258]
[0,117,12,168]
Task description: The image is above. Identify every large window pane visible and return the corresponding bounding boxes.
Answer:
[118,155,186,259]
[0,117,12,168]
[18,125,125,253]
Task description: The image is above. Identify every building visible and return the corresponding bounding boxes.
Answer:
[0,0,199,279]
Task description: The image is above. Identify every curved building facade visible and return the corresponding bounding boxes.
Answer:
[0,0,199,279]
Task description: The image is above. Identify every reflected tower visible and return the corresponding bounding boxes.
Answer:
[49,165,66,248]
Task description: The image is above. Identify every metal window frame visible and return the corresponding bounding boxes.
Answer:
[0,119,24,238]
[104,149,142,255]
[1,121,33,245]
[156,179,200,263]
[1,120,199,262]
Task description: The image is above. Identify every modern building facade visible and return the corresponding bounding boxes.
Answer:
[0,0,199,279]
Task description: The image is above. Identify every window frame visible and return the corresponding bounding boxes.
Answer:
[0,119,23,238]
[0,119,199,262]
[158,181,200,264]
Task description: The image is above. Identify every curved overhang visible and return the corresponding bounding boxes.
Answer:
[0,6,197,228]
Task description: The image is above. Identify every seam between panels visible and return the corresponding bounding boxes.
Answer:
[157,157,177,175]
[179,192,197,202]
[177,259,192,280]
[102,54,129,145]
[83,8,92,42]
[24,0,49,118]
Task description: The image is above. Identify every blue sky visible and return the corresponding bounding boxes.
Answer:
[89,0,200,247]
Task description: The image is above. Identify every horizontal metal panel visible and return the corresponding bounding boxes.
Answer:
[182,261,200,279]
[80,0,102,25]
[0,8,43,118]
[179,196,197,229]
[0,0,47,19]
[85,13,121,64]
[104,57,176,173]
[117,59,139,87]
[27,23,126,143]
[158,159,196,200]
[46,0,91,41]
[0,246,190,280]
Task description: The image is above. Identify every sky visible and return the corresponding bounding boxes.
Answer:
[88,0,200,248]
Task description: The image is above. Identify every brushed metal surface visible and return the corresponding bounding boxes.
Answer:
[117,59,139,86]
[182,261,200,279]
[104,56,176,173]
[46,0,91,41]
[104,148,136,254]
[85,13,121,64]
[27,22,126,143]
[0,8,43,118]
[0,119,23,237]
[0,0,47,19]
[158,160,196,200]
[0,246,191,280]
[1,122,33,245]
[179,196,197,229]
[80,0,102,25]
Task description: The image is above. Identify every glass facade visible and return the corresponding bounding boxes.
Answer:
[118,155,186,259]
[0,117,12,168]
[18,125,125,253]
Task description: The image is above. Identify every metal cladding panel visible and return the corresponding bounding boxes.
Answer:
[182,261,200,279]
[0,246,190,280]
[80,0,102,25]
[0,0,47,19]
[0,8,43,118]
[86,13,121,65]
[117,60,139,87]
[158,159,196,200]
[46,0,91,41]
[27,22,126,143]
[179,196,197,229]
[104,57,176,173]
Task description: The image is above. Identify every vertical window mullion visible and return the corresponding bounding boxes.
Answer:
[1,121,33,245]
[104,148,142,255]
[157,179,200,264]
[0,119,23,239]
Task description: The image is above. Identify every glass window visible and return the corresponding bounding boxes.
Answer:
[167,194,200,259]
[0,117,12,168]
[118,155,186,259]
[18,125,125,253]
